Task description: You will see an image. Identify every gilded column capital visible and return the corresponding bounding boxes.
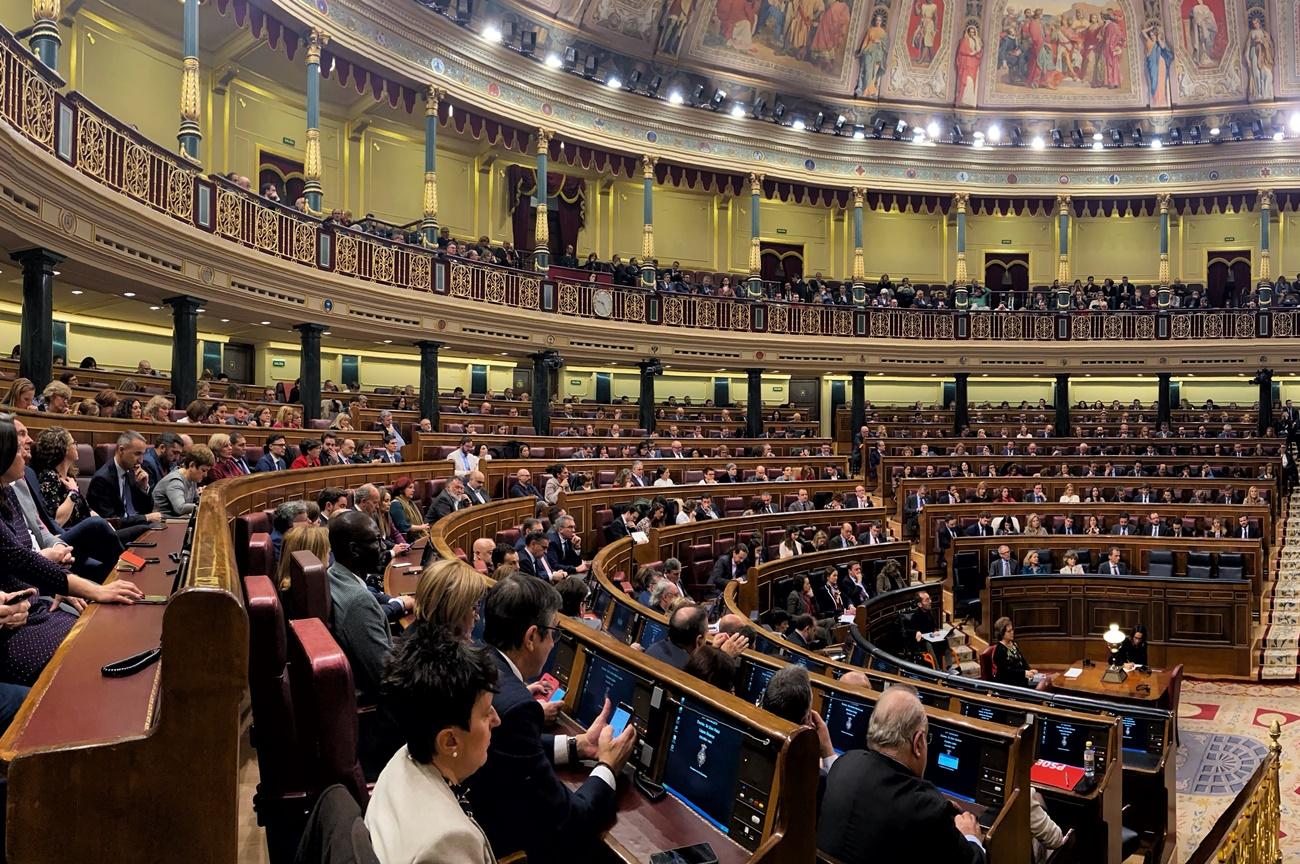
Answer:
[535,128,554,154]
[642,154,657,179]
[1157,193,1173,213]
[749,172,764,196]
[306,29,329,65]
[32,0,59,22]
[952,192,969,212]
[1056,194,1072,215]
[1257,189,1274,209]
[425,88,447,115]
[852,186,865,208]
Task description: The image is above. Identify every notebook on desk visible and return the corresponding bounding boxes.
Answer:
[923,627,953,642]
[1031,760,1086,792]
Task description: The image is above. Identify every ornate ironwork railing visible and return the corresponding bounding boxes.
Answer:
[1,24,1298,344]
[1184,721,1282,864]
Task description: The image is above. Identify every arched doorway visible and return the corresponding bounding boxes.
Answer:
[984,252,1030,308]
[1206,251,1252,307]
[761,242,804,288]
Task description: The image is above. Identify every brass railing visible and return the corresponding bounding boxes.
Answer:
[1,23,1297,344]
[1185,720,1283,864]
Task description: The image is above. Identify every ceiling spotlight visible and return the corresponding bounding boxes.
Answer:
[872,118,885,138]
[605,76,621,89]
[791,118,806,131]
[582,55,599,78]
[149,305,161,311]
[1291,113,1300,133]
[1092,140,1103,151]
[1168,127,1182,145]
[892,119,908,140]
[1189,125,1202,143]
[123,291,136,297]
[1228,121,1242,140]
[1092,131,1103,141]
[625,69,641,90]
[646,74,662,97]
[70,289,82,295]
[811,111,825,132]
[986,124,1002,143]
[1251,119,1265,139]
[1274,128,1285,142]
[1131,127,1143,145]
[950,124,963,144]
[562,46,577,70]
[259,320,271,326]
[730,102,746,119]
[668,89,684,105]
[544,51,562,69]
[852,125,865,140]
[1150,136,1162,150]
[926,120,940,139]
[709,88,727,108]
[519,29,537,55]
[480,24,501,43]
[1209,125,1220,137]
[772,102,787,122]
[751,97,767,119]
[1030,135,1045,150]
[833,115,847,135]
[1009,126,1023,146]
[1111,128,1123,147]
[1051,128,1063,147]
[1070,128,1084,147]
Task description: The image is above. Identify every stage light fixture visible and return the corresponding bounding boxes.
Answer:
[833,114,847,135]
[1070,128,1084,147]
[893,119,908,140]
[852,125,866,140]
[986,124,1002,143]
[872,118,886,138]
[730,103,746,119]
[773,102,787,123]
[1209,125,1220,137]
[950,124,964,144]
[520,30,537,55]
[562,47,577,70]
[1110,128,1123,147]
[1189,124,1201,143]
[1251,119,1265,139]
[625,70,641,90]
[1030,135,1045,150]
[1150,136,1162,150]
[1131,127,1143,145]
[667,89,685,105]
[605,75,621,89]
[792,117,807,131]
[812,112,825,132]
[646,75,662,97]
[751,97,767,119]
[690,83,706,105]
[1168,127,1182,145]
[1051,128,1063,147]
[544,52,563,69]
[1229,121,1242,140]
[582,55,599,78]
[709,88,727,109]
[481,24,501,43]
[1009,126,1022,146]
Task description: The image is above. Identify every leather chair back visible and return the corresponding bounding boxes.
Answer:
[247,532,274,580]
[978,644,995,680]
[287,618,368,806]
[286,550,331,623]
[75,443,96,475]
[235,511,273,577]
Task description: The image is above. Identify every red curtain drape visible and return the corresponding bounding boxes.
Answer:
[505,165,585,256]
[760,242,804,285]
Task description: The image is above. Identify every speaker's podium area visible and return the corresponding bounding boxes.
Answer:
[0,0,1296,860]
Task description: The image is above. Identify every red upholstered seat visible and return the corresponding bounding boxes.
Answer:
[978,645,995,681]
[93,443,117,470]
[243,576,311,849]
[597,470,615,487]
[445,423,464,434]
[75,443,96,475]
[723,497,745,517]
[247,533,274,580]
[285,550,331,623]
[287,618,368,807]
[688,542,714,590]
[684,470,703,484]
[495,527,521,547]
[235,511,273,577]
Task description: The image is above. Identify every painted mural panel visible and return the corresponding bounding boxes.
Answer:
[581,0,669,43]
[856,5,891,95]
[679,0,871,91]
[1268,0,1299,98]
[1242,4,1274,101]
[977,0,1146,106]
[881,0,956,99]
[1165,0,1244,105]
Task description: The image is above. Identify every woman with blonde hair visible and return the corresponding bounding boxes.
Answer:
[329,412,353,431]
[1058,483,1080,504]
[143,395,173,422]
[1023,513,1048,536]
[1,378,34,410]
[273,404,297,428]
[414,558,490,639]
[275,524,330,593]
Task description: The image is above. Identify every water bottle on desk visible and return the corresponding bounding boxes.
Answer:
[1083,740,1096,781]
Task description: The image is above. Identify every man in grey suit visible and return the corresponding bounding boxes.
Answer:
[325,510,391,704]
[787,488,815,512]
[464,469,492,506]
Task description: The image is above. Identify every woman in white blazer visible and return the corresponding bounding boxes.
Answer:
[366,622,501,864]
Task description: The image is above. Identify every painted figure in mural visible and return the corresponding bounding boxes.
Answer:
[1022,8,1046,87]
[717,0,761,50]
[955,23,983,105]
[910,0,940,64]
[1142,22,1173,107]
[754,0,786,43]
[810,0,852,63]
[1082,12,1104,86]
[782,0,824,60]
[1186,0,1218,66]
[993,4,1129,93]
[1245,15,1274,101]
[856,9,889,96]
[1100,8,1125,89]
[659,0,695,54]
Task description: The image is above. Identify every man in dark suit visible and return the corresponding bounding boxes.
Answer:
[645,604,706,670]
[1023,483,1047,503]
[829,521,859,549]
[693,494,720,520]
[141,431,184,488]
[603,508,637,544]
[858,522,888,545]
[903,485,929,536]
[786,614,816,649]
[1144,512,1169,537]
[1054,515,1078,535]
[1109,513,1134,536]
[1236,515,1260,540]
[838,562,870,607]
[86,430,163,530]
[988,545,1020,579]
[937,517,957,566]
[843,485,872,509]
[424,476,469,524]
[964,512,994,537]
[518,531,559,582]
[463,470,492,506]
[509,468,543,500]
[708,543,750,594]
[470,574,636,863]
[254,434,289,473]
[818,687,986,864]
[627,461,650,487]
[1100,547,1129,575]
[1129,484,1155,505]
[546,515,586,575]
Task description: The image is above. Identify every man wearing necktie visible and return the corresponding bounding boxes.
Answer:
[254,435,289,472]
[988,545,1019,580]
[449,437,476,476]
[1104,547,1128,575]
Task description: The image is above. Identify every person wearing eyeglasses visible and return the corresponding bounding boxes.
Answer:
[468,573,637,863]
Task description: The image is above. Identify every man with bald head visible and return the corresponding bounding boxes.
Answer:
[819,686,986,863]
[471,537,496,574]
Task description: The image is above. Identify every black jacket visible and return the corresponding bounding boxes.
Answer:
[818,749,985,864]
[87,459,153,527]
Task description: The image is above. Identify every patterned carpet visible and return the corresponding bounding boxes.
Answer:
[1176,681,1299,862]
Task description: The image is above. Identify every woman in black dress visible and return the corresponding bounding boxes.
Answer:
[991,616,1050,690]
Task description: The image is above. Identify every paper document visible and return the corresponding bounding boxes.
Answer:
[1062,668,1084,679]
[923,627,952,642]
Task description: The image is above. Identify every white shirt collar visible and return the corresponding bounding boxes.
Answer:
[496,648,524,682]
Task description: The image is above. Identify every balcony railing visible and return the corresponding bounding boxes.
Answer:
[1,24,1296,344]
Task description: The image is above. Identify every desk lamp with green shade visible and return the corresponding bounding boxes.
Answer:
[1101,623,1128,683]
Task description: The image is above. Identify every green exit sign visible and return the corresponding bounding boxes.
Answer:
[282,136,296,146]
[775,228,788,234]
[1224,236,1235,242]
[569,379,582,385]
[1001,239,1012,245]
[272,359,286,368]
